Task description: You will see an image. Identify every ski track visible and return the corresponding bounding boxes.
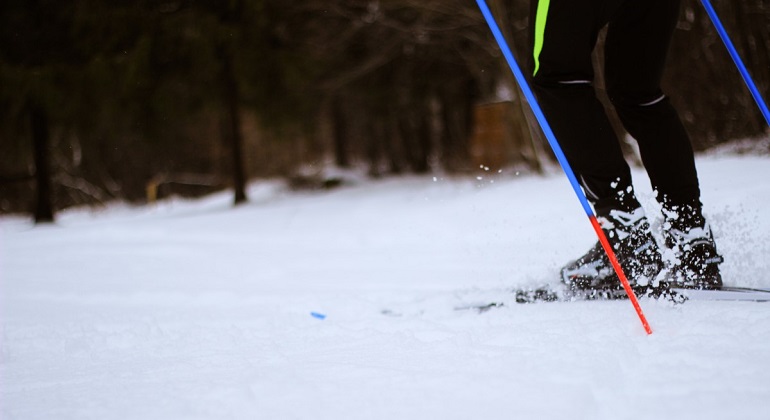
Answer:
[2,155,770,420]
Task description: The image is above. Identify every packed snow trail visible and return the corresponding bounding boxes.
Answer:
[2,155,770,420]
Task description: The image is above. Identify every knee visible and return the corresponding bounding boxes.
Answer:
[607,88,667,111]
[531,75,596,102]
[532,73,594,89]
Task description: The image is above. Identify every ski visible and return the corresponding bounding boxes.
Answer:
[454,302,504,313]
[672,286,770,302]
[454,285,770,313]
[515,284,686,304]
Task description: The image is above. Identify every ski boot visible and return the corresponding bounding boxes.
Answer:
[663,220,724,290]
[561,205,665,299]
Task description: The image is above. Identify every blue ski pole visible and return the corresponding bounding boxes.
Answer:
[700,0,770,127]
[475,0,653,334]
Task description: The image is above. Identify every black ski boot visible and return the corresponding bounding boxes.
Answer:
[561,205,664,297]
[662,206,723,290]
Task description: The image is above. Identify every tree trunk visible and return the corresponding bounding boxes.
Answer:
[331,94,351,169]
[415,111,433,174]
[438,82,474,172]
[365,119,384,177]
[220,46,248,205]
[31,103,55,224]
[382,112,403,175]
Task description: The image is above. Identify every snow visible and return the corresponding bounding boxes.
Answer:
[2,154,770,420]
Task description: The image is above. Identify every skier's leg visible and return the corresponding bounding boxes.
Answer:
[604,0,700,210]
[529,0,634,207]
[529,0,663,290]
[604,0,722,288]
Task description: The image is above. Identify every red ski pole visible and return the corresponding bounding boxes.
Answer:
[475,0,652,334]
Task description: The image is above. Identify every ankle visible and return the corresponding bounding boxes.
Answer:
[662,200,706,233]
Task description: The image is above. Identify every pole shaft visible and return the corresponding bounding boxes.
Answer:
[701,0,770,127]
[475,0,652,334]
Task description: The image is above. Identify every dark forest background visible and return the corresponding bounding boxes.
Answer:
[2,0,769,222]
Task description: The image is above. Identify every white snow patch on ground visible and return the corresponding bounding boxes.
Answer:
[2,155,770,420]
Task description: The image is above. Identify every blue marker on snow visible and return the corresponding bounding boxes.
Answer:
[310,312,326,320]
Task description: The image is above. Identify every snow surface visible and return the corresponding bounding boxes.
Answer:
[2,155,770,420]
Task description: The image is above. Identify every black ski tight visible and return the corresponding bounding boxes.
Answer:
[528,0,701,212]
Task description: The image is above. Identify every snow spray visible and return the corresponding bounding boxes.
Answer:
[475,0,653,334]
